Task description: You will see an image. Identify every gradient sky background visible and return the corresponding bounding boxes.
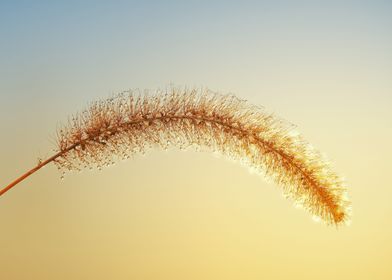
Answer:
[0,1,391,279]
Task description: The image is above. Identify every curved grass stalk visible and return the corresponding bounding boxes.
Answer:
[0,86,350,225]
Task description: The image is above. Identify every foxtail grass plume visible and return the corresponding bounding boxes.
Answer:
[0,86,350,225]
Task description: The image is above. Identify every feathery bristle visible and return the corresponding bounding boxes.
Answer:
[54,86,350,225]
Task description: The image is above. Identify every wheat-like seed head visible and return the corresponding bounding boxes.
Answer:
[54,86,350,225]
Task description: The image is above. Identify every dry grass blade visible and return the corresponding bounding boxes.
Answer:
[0,86,350,225]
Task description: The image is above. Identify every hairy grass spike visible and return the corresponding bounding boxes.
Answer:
[0,86,350,225]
